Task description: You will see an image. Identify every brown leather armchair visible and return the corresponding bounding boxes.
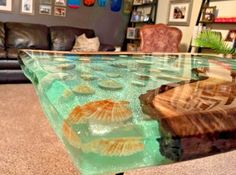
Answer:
[140,23,182,53]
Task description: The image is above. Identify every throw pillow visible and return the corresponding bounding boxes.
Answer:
[72,34,100,52]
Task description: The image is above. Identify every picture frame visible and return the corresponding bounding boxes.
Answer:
[54,6,66,17]
[123,0,133,14]
[225,30,236,42]
[0,0,12,12]
[40,0,52,4]
[167,0,193,26]
[131,10,142,22]
[39,4,52,15]
[142,0,153,4]
[201,6,216,22]
[126,27,140,39]
[20,0,35,15]
[133,0,142,5]
[54,0,67,6]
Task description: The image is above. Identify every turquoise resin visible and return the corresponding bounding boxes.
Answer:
[19,51,236,175]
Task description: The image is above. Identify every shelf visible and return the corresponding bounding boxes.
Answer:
[133,2,155,7]
[199,21,236,24]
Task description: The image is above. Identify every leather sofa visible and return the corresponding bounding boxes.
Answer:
[0,22,115,83]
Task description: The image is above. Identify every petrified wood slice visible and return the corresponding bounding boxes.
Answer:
[139,76,236,161]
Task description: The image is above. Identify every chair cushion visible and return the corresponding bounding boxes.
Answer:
[50,26,96,51]
[71,34,100,52]
[5,22,49,50]
[0,60,21,69]
[0,22,5,49]
[7,48,18,60]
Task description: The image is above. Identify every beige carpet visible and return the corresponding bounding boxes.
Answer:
[0,84,235,175]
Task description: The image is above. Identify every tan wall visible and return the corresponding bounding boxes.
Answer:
[156,0,236,52]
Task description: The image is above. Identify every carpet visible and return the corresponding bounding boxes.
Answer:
[0,84,235,175]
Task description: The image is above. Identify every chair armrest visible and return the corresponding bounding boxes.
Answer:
[99,43,116,51]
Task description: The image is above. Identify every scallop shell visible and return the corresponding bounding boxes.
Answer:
[106,73,121,78]
[54,58,71,62]
[62,122,81,148]
[136,60,153,66]
[66,100,132,124]
[110,63,128,68]
[131,81,146,87]
[72,85,95,95]
[80,74,97,81]
[136,73,151,81]
[91,66,103,71]
[98,80,123,90]
[83,137,144,156]
[57,63,76,70]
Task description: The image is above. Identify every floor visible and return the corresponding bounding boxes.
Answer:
[0,84,235,175]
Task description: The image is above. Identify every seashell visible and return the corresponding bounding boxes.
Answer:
[110,63,128,68]
[149,68,161,74]
[91,66,103,71]
[101,57,115,61]
[98,80,123,90]
[80,74,97,81]
[131,81,146,87]
[62,121,81,148]
[136,73,151,81]
[83,137,144,156]
[79,56,90,62]
[57,63,76,70]
[132,56,145,60]
[106,73,121,78]
[136,60,153,66]
[72,85,95,95]
[63,89,74,98]
[66,100,132,124]
[54,58,71,62]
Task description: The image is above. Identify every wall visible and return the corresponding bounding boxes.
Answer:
[156,0,236,52]
[0,1,129,46]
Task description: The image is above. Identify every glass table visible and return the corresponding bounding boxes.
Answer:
[19,50,236,175]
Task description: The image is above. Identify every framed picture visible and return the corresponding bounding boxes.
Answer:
[0,0,12,12]
[201,6,216,22]
[123,0,133,14]
[126,27,140,39]
[131,11,142,22]
[55,0,67,6]
[54,6,66,17]
[225,30,236,42]
[39,4,52,15]
[142,0,153,4]
[40,0,52,4]
[167,0,193,26]
[133,0,142,5]
[20,0,35,15]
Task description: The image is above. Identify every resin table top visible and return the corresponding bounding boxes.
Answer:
[19,50,236,175]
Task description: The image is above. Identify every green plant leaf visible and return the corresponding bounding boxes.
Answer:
[195,30,236,55]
